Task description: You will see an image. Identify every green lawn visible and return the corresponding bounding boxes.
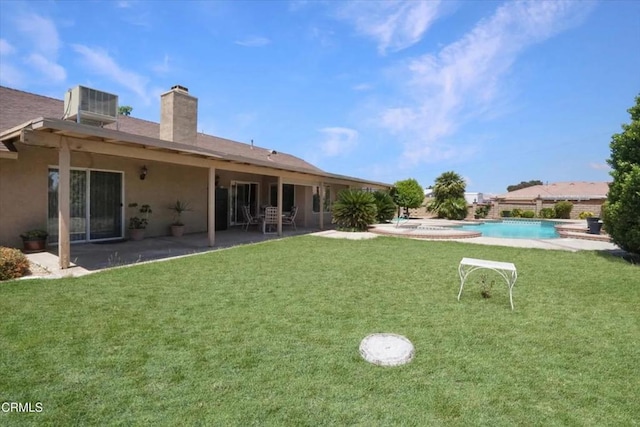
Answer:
[1,236,638,425]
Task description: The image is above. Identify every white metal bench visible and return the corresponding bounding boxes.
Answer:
[458,257,518,310]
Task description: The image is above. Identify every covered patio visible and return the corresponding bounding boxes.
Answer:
[25,225,325,277]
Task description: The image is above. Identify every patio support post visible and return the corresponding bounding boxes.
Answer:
[58,138,71,269]
[208,167,216,247]
[277,176,283,236]
[319,182,324,230]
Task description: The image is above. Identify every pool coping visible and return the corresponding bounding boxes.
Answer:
[368,218,619,251]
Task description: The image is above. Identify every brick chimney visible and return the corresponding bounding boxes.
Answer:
[160,85,198,145]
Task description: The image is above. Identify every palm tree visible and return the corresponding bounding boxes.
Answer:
[427,171,468,220]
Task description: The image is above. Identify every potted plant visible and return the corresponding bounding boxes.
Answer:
[128,203,152,241]
[168,200,192,237]
[580,212,602,234]
[20,229,48,253]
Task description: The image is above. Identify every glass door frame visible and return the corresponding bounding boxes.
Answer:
[229,180,260,226]
[48,166,125,243]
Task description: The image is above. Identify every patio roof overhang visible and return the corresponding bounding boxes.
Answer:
[0,117,391,189]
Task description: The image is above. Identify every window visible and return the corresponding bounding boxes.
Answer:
[269,184,295,211]
[312,186,331,213]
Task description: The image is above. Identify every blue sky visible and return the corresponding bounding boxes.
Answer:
[1,0,639,194]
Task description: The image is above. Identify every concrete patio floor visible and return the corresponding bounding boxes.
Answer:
[25,226,320,278]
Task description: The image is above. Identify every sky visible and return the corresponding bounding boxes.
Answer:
[1,0,639,194]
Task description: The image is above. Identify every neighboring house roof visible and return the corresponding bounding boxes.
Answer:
[0,86,387,186]
[496,182,610,201]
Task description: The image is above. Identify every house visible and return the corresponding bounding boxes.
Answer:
[464,192,484,205]
[0,85,390,268]
[493,181,609,218]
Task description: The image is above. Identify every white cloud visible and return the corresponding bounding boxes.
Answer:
[318,127,359,157]
[338,0,443,54]
[72,44,150,103]
[378,0,592,167]
[25,53,66,82]
[11,13,67,84]
[14,13,61,55]
[589,162,610,171]
[235,36,271,47]
[352,83,372,91]
[0,39,16,56]
[152,53,171,74]
[0,63,24,87]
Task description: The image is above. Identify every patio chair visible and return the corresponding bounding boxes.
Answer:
[262,206,279,234]
[242,205,261,231]
[282,206,297,230]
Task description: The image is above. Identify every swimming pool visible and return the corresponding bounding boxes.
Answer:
[455,220,560,239]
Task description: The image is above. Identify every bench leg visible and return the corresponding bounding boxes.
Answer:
[457,264,517,310]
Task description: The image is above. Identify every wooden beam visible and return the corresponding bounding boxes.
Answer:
[277,176,283,236]
[21,130,354,184]
[58,138,71,269]
[208,167,216,247]
[319,182,324,230]
[0,151,18,159]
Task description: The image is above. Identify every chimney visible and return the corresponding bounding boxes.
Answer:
[160,85,198,145]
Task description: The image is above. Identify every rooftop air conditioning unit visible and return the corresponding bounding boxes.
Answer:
[63,85,118,126]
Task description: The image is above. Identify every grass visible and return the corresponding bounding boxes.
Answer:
[1,236,639,425]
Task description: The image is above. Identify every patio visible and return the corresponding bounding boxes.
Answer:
[26,225,321,277]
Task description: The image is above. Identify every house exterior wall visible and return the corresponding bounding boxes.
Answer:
[1,144,50,248]
[1,142,340,249]
[0,143,210,248]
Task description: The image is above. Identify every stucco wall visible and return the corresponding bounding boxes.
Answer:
[491,200,606,219]
[1,143,330,248]
[0,143,210,247]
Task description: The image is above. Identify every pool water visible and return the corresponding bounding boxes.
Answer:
[456,220,560,239]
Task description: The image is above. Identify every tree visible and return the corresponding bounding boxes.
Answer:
[427,171,468,220]
[507,180,543,192]
[603,94,640,255]
[390,178,424,218]
[118,105,133,116]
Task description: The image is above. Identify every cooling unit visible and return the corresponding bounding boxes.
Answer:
[63,85,118,126]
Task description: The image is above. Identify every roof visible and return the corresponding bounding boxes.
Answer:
[496,182,610,200]
[0,86,389,187]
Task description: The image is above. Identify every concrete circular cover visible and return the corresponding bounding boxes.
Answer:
[359,333,414,366]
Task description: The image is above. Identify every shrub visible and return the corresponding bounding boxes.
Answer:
[511,208,524,218]
[501,210,512,217]
[332,189,377,231]
[554,201,573,219]
[475,204,491,219]
[372,190,396,223]
[522,210,535,218]
[0,247,30,281]
[578,211,595,219]
[604,95,640,255]
[539,208,555,219]
[604,165,640,254]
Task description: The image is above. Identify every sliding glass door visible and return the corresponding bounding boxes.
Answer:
[89,171,123,240]
[230,181,259,225]
[48,168,123,243]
